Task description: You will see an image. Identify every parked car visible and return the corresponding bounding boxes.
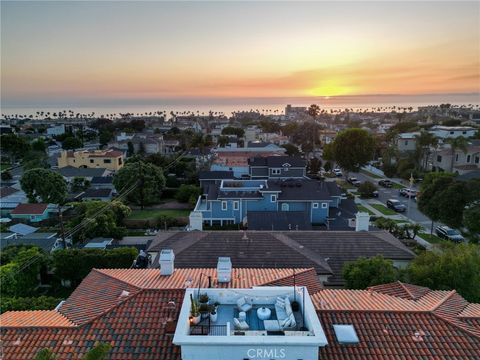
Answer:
[347,177,361,186]
[378,179,393,188]
[400,188,417,197]
[333,168,343,177]
[386,199,406,212]
[372,190,379,198]
[435,226,465,242]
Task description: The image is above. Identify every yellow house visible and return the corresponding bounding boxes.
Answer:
[57,149,124,171]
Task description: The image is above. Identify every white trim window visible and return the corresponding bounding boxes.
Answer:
[312,203,319,209]
[281,203,289,211]
[321,203,328,209]
[271,194,277,202]
[271,169,281,175]
[233,201,239,210]
[221,201,228,211]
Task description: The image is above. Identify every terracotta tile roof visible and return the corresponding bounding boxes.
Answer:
[94,267,319,293]
[0,267,317,359]
[0,311,75,328]
[459,304,480,318]
[58,269,142,325]
[315,282,480,359]
[11,203,48,215]
[87,150,123,158]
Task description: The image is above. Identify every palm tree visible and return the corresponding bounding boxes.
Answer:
[415,131,438,170]
[447,136,469,172]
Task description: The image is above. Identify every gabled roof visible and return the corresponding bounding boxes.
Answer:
[249,156,306,168]
[80,188,113,198]
[198,170,235,180]
[55,166,108,178]
[90,176,113,184]
[8,223,38,236]
[267,179,340,200]
[11,203,48,215]
[247,211,312,230]
[147,231,414,285]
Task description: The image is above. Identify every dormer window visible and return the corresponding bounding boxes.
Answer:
[271,195,277,202]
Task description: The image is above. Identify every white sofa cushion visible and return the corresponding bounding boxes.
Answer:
[284,299,293,316]
[237,297,246,307]
[264,320,281,331]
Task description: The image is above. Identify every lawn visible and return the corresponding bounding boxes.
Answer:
[360,170,383,179]
[417,233,445,244]
[391,182,406,189]
[356,205,375,215]
[370,204,397,215]
[336,180,356,190]
[128,209,191,220]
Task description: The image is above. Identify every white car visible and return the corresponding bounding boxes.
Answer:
[333,168,343,177]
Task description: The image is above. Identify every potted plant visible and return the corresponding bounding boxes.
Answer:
[199,303,210,319]
[190,294,201,325]
[210,307,218,322]
[213,301,220,310]
[199,293,209,304]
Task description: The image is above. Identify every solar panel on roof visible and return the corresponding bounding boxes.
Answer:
[333,324,359,344]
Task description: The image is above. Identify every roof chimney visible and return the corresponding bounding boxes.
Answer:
[355,212,370,232]
[217,257,232,283]
[159,249,175,275]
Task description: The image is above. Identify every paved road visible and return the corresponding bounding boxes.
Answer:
[348,171,435,229]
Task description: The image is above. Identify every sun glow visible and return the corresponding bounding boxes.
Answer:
[307,80,354,97]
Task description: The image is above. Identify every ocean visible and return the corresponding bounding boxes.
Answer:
[2,93,479,118]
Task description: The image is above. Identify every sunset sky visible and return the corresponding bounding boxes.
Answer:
[1,1,479,107]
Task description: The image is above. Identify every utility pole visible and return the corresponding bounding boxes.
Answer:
[407,173,414,215]
[139,162,145,210]
[58,205,67,249]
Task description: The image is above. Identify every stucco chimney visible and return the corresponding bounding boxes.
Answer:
[355,212,370,232]
[217,257,232,283]
[159,249,175,275]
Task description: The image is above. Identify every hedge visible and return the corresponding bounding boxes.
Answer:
[1,296,63,314]
[53,247,138,286]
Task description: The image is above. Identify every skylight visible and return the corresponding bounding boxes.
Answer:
[333,324,359,344]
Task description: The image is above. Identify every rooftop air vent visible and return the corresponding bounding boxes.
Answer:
[160,249,175,276]
[333,324,359,345]
[217,257,232,283]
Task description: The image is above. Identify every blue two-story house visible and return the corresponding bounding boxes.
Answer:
[190,178,342,230]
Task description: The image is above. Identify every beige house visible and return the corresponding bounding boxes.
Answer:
[57,149,124,171]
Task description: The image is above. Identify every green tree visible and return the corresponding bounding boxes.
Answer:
[330,128,375,173]
[62,136,83,150]
[53,247,137,286]
[82,343,112,360]
[21,168,68,204]
[31,138,47,153]
[307,158,322,175]
[0,247,48,297]
[21,150,49,171]
[34,349,58,360]
[1,170,13,181]
[414,131,438,170]
[113,160,166,208]
[1,296,63,314]
[342,255,398,289]
[446,136,469,172]
[70,177,90,192]
[221,126,245,138]
[358,181,377,198]
[463,202,480,242]
[281,143,300,156]
[127,141,135,156]
[99,130,113,146]
[0,134,31,161]
[407,243,480,302]
[176,184,201,205]
[69,200,131,242]
[307,104,320,120]
[217,136,229,147]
